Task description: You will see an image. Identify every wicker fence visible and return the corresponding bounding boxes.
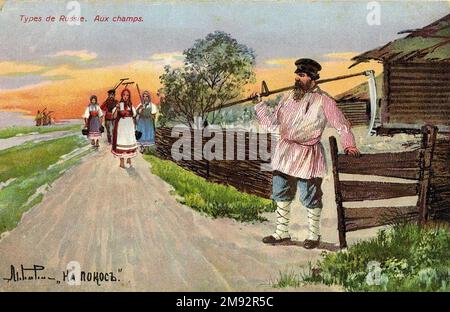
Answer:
[156,127,274,199]
[430,138,450,220]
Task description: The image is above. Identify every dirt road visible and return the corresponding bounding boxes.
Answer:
[0,129,400,291]
[0,139,339,291]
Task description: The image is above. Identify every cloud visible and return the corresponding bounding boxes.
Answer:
[50,50,98,61]
[0,78,52,92]
[148,52,184,66]
[322,52,359,61]
[0,62,74,89]
[264,53,365,68]
[0,61,46,77]
[262,58,294,68]
[0,58,165,118]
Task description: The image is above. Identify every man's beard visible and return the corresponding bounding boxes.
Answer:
[293,80,304,101]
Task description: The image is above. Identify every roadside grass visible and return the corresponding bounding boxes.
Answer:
[143,152,275,222]
[272,224,450,291]
[271,270,305,288]
[0,135,86,182]
[0,124,81,139]
[0,135,90,234]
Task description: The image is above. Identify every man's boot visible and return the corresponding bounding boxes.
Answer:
[304,207,321,249]
[263,201,292,244]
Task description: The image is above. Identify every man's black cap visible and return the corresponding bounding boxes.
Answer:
[294,58,322,79]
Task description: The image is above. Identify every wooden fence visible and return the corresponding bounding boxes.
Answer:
[374,127,450,221]
[156,125,450,244]
[156,127,274,199]
[329,125,438,248]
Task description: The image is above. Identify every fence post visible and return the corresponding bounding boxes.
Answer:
[329,136,347,248]
[417,125,438,224]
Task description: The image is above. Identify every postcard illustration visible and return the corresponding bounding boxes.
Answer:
[0,0,449,293]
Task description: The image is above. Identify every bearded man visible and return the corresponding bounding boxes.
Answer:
[101,89,119,144]
[253,58,360,249]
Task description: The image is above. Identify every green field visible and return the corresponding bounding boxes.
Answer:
[0,135,90,234]
[273,224,450,292]
[143,153,275,222]
[0,124,81,139]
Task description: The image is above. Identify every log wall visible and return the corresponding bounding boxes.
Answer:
[336,101,370,126]
[384,62,450,127]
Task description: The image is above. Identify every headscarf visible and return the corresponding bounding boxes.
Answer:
[142,90,151,107]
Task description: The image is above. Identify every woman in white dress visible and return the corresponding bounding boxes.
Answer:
[111,89,138,168]
[83,95,104,148]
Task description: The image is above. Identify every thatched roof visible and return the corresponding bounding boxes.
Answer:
[351,13,450,67]
[335,74,383,102]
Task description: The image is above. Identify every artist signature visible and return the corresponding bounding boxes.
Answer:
[2,264,122,286]
[3,264,54,282]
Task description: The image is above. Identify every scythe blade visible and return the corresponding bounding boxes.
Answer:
[366,70,377,136]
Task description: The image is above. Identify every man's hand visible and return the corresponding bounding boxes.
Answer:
[250,92,262,104]
[345,146,360,157]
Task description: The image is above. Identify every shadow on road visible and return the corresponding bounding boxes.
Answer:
[265,240,340,252]
[125,166,139,178]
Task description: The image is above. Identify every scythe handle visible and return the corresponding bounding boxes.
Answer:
[136,83,144,104]
[207,70,374,112]
[113,78,130,91]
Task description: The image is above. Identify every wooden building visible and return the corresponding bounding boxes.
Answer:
[350,14,450,133]
[348,14,450,221]
[334,74,383,126]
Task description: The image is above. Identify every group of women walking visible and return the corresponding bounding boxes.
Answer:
[83,88,159,168]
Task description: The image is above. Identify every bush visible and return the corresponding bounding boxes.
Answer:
[301,224,450,291]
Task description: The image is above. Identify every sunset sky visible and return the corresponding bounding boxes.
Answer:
[0,0,448,119]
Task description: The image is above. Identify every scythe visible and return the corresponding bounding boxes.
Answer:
[365,70,378,136]
[206,70,378,136]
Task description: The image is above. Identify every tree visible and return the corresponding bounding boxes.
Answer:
[159,31,256,127]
